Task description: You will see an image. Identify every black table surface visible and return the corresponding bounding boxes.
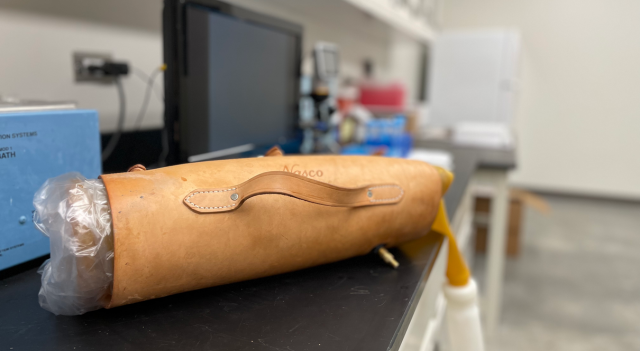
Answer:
[0,141,515,351]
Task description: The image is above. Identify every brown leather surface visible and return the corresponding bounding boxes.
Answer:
[264,146,284,157]
[100,155,443,308]
[183,171,403,213]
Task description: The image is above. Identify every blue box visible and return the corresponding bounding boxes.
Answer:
[0,109,101,270]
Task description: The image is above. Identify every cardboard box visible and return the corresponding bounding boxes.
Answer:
[474,197,522,257]
[473,189,548,258]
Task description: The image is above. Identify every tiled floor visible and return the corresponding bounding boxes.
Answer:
[479,194,640,350]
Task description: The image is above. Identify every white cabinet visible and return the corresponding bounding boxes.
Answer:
[428,30,521,127]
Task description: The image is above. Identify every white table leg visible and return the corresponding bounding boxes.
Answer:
[483,169,509,335]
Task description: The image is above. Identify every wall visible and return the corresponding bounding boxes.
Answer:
[442,0,640,200]
[0,0,165,132]
[0,0,425,133]
[226,0,425,105]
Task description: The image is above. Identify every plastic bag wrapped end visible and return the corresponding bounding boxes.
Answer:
[33,173,114,315]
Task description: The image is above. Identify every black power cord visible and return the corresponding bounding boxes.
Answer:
[88,61,130,162]
[132,65,165,130]
[88,62,129,77]
[89,62,165,163]
[101,77,126,162]
[131,66,164,103]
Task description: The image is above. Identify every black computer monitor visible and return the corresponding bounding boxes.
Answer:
[163,0,302,164]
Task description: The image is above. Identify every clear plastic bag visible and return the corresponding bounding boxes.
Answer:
[33,172,114,316]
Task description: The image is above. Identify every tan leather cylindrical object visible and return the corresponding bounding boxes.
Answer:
[100,155,444,308]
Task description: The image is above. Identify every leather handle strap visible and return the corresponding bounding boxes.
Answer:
[183,171,404,213]
[127,164,146,172]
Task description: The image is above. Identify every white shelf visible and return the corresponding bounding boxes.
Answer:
[343,0,437,42]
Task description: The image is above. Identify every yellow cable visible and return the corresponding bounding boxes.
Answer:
[431,167,471,287]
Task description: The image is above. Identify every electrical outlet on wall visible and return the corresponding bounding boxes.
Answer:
[73,52,113,83]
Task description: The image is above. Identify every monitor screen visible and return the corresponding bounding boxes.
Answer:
[176,4,300,161]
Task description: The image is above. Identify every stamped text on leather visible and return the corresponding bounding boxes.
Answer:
[283,164,323,178]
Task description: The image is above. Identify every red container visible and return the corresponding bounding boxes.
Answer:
[358,82,405,113]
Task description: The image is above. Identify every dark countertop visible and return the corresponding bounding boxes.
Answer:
[0,142,515,351]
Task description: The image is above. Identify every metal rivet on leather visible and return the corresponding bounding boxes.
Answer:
[367,190,373,198]
[230,193,239,201]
